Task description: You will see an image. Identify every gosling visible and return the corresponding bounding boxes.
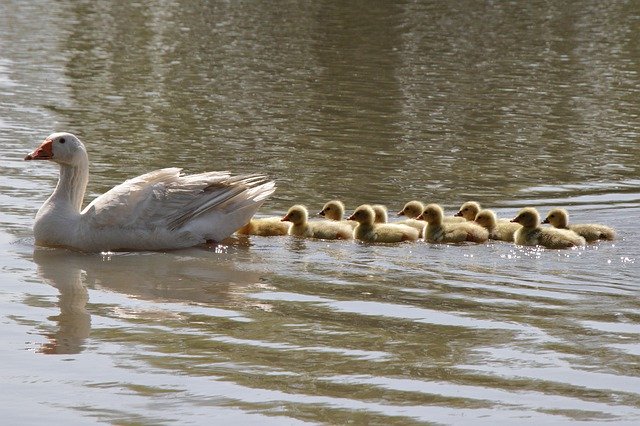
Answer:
[398,200,465,223]
[474,209,521,242]
[512,207,586,249]
[348,204,419,243]
[419,204,489,243]
[282,205,353,240]
[318,200,358,229]
[454,201,482,221]
[542,208,616,242]
[236,217,291,236]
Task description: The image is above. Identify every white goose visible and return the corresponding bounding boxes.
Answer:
[24,132,275,252]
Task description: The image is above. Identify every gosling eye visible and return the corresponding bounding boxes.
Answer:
[59,137,66,144]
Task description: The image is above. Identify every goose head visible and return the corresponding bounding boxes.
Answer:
[282,205,308,225]
[318,200,345,221]
[372,204,388,224]
[25,132,87,166]
[347,204,375,225]
[511,207,540,228]
[455,201,481,221]
[397,200,424,218]
[417,203,443,224]
[474,209,497,229]
[542,208,569,228]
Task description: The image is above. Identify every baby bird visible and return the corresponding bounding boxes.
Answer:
[374,204,425,237]
[419,204,489,243]
[511,207,586,249]
[236,217,291,236]
[282,205,352,240]
[454,201,482,221]
[474,209,521,242]
[348,204,419,243]
[542,208,616,242]
[398,200,465,223]
[318,200,358,229]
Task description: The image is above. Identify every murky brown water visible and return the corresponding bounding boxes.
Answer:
[1,1,639,424]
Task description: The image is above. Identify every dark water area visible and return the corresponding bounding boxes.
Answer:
[1,1,639,424]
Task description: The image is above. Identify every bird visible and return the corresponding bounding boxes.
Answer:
[282,205,352,239]
[398,200,464,223]
[235,217,290,236]
[348,204,419,243]
[474,209,521,242]
[318,200,357,229]
[512,207,586,249]
[375,204,425,237]
[454,201,482,221]
[24,132,275,252]
[542,208,615,242]
[419,204,489,243]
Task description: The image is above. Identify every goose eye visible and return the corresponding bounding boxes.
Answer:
[59,137,66,144]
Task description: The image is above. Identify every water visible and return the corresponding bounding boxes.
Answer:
[1,1,639,424]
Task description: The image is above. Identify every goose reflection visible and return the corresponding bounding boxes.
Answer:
[31,244,263,355]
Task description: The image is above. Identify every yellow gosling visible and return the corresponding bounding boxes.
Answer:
[236,217,290,236]
[348,204,419,243]
[512,207,586,249]
[542,208,616,242]
[419,203,489,243]
[399,200,464,223]
[474,209,521,242]
[454,201,482,221]
[374,203,425,237]
[318,200,358,229]
[282,205,352,240]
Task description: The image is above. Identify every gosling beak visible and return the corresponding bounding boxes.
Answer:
[396,210,405,216]
[347,214,355,221]
[541,218,550,224]
[510,218,518,223]
[25,139,54,160]
[281,214,290,222]
[417,214,425,220]
[454,211,463,217]
[317,210,326,217]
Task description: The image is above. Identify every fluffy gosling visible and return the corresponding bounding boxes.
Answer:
[512,207,585,249]
[399,200,465,223]
[348,204,419,243]
[419,203,489,243]
[236,217,291,236]
[282,205,352,240]
[318,200,358,229]
[474,209,521,242]
[542,208,615,242]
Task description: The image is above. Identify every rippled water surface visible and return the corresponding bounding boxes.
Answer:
[1,1,640,424]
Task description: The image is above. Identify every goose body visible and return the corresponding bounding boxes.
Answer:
[512,208,586,249]
[373,204,425,238]
[282,205,352,240]
[474,209,521,242]
[349,205,419,243]
[25,133,275,252]
[542,208,615,242]
[420,204,489,243]
[236,217,290,236]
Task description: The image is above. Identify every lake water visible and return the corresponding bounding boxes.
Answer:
[1,1,640,424]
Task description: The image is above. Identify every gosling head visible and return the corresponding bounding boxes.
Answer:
[397,200,425,218]
[347,204,375,225]
[417,203,444,224]
[372,204,388,224]
[542,208,569,228]
[511,207,540,228]
[282,205,308,225]
[474,209,497,230]
[454,201,482,221]
[318,200,345,221]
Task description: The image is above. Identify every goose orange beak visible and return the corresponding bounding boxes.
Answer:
[281,214,290,222]
[25,139,53,160]
[396,210,405,216]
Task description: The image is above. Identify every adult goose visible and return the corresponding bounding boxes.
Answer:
[24,132,275,252]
